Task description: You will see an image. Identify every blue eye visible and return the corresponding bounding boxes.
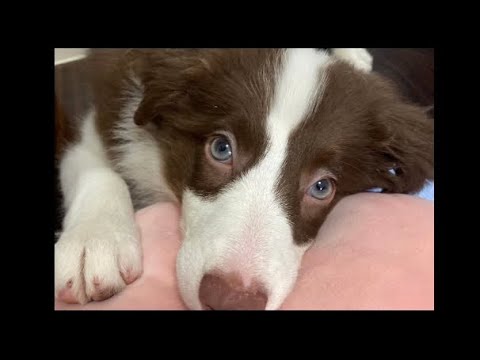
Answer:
[210,136,232,162]
[309,178,334,200]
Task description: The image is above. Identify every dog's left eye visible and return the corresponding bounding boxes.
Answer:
[210,136,233,163]
[309,178,334,200]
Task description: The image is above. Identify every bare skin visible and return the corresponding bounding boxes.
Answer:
[55,193,433,310]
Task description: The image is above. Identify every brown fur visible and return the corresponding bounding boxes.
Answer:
[88,49,282,200]
[277,61,434,244]
[137,49,286,200]
[82,49,433,247]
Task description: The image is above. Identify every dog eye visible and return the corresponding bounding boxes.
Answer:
[309,178,334,200]
[210,136,233,162]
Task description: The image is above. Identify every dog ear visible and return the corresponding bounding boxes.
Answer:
[133,50,213,127]
[372,100,434,194]
[133,91,184,126]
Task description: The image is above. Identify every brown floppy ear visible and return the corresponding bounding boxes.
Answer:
[133,95,171,126]
[133,86,192,126]
[374,100,434,194]
[133,70,190,126]
[133,49,213,127]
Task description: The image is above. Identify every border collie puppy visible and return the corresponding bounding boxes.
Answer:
[55,48,434,310]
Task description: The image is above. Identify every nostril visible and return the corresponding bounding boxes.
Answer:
[199,273,268,310]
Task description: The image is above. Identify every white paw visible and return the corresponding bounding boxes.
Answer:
[332,48,373,72]
[55,219,143,304]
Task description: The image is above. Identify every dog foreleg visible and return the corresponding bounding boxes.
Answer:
[55,110,142,304]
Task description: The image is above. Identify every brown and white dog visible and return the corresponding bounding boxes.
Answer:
[55,48,434,310]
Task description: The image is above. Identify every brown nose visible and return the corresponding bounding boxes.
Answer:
[199,273,268,310]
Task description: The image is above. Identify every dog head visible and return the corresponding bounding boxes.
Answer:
[133,48,433,310]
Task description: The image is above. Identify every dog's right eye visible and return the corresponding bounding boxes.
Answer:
[210,136,233,163]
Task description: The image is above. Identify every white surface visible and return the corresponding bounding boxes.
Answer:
[55,48,89,66]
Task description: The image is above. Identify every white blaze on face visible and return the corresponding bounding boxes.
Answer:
[176,49,331,310]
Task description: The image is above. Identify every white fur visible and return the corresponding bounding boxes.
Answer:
[176,49,332,310]
[55,111,142,304]
[331,48,373,72]
[111,76,176,207]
